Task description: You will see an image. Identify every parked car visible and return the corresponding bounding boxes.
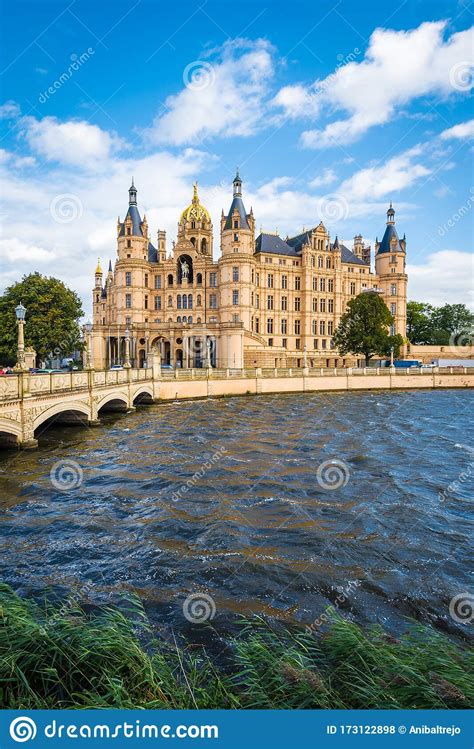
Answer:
[161,364,174,370]
[30,368,63,374]
[110,364,124,370]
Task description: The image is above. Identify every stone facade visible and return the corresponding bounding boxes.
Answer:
[91,174,408,369]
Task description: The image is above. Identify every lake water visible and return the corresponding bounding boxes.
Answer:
[1,389,472,642]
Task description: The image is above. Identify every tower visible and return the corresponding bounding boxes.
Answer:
[220,169,255,256]
[117,180,149,262]
[375,204,408,339]
[219,171,255,332]
[177,182,213,256]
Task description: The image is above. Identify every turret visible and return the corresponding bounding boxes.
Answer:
[374,204,407,341]
[220,169,255,255]
[95,258,102,287]
[117,180,149,261]
[178,182,213,255]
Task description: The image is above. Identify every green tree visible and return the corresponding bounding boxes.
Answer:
[333,292,395,365]
[431,304,474,344]
[0,273,84,366]
[406,301,435,344]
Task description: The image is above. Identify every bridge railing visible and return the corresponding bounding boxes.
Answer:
[0,365,472,402]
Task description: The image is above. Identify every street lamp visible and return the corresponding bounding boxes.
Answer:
[14,302,27,371]
[390,345,394,367]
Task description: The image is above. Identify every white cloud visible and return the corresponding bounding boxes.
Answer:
[0,100,20,119]
[0,237,54,263]
[273,21,473,148]
[144,39,275,146]
[309,168,337,188]
[340,146,431,201]
[408,250,474,308]
[440,119,474,140]
[19,116,127,168]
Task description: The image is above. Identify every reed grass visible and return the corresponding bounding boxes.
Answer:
[0,584,471,709]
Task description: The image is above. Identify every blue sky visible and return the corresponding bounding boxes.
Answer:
[0,0,473,316]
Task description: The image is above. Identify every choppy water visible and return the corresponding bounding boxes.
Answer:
[0,390,472,641]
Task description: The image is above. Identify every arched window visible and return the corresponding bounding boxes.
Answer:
[318,255,323,268]
[96,294,99,303]
[168,274,173,286]
[196,273,202,285]
[182,316,187,323]
[197,317,201,323]
[167,296,173,307]
[190,237,196,246]
[188,316,192,324]
[188,294,193,309]
[197,294,202,306]
[177,316,181,323]
[177,294,182,309]
[182,294,187,309]
[201,238,207,253]
[326,257,331,269]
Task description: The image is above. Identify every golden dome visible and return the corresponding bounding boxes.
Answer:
[95,257,102,275]
[180,182,211,224]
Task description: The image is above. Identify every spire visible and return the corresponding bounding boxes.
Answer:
[333,235,340,249]
[95,257,102,275]
[129,178,137,206]
[108,259,112,272]
[233,168,242,197]
[192,181,199,203]
[387,202,395,225]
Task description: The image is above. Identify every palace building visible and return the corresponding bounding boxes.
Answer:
[91,173,407,369]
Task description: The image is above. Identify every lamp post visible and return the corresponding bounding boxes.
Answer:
[14,302,27,371]
[390,345,394,367]
[84,321,93,369]
[124,327,131,368]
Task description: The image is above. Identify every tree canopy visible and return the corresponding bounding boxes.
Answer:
[0,273,84,366]
[333,292,401,364]
[406,301,473,345]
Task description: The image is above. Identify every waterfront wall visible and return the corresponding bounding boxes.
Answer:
[156,369,474,401]
[0,365,472,448]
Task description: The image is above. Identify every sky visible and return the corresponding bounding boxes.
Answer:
[0,0,473,318]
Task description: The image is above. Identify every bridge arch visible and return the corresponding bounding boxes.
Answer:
[133,385,154,405]
[34,402,91,431]
[0,417,22,448]
[97,392,129,413]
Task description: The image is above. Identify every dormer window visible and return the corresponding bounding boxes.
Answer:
[127,227,131,235]
[234,219,239,229]
[234,233,238,242]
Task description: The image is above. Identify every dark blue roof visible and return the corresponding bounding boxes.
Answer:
[224,196,250,230]
[286,230,311,252]
[337,243,369,266]
[148,242,158,263]
[377,223,403,254]
[255,233,299,256]
[119,204,143,237]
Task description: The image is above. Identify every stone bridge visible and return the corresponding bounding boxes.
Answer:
[1,351,473,448]
[0,365,157,448]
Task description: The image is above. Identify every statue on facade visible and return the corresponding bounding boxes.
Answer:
[181,259,190,280]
